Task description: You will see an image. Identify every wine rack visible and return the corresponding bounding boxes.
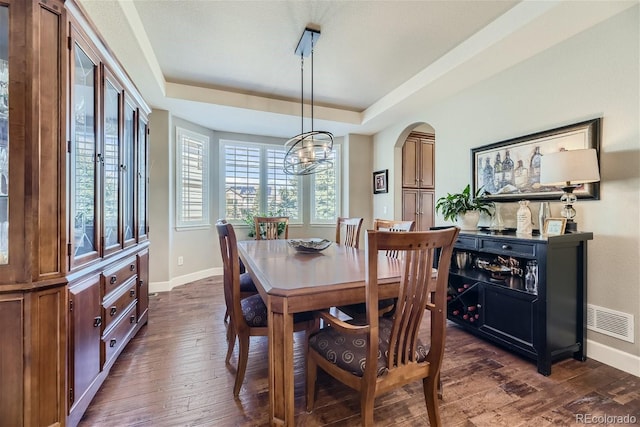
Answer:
[446,230,592,375]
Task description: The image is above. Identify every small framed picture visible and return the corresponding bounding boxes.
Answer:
[544,218,567,236]
[373,169,388,194]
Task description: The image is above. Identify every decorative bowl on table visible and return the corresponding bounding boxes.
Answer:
[287,238,332,253]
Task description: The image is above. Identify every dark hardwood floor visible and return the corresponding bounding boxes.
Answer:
[79,276,640,426]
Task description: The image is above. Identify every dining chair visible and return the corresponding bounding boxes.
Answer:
[217,219,257,324]
[337,219,415,319]
[254,216,289,240]
[216,220,314,396]
[306,227,459,426]
[373,218,416,258]
[335,217,364,248]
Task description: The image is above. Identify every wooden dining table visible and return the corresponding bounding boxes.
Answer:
[237,238,403,426]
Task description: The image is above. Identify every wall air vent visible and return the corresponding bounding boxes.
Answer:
[587,304,634,343]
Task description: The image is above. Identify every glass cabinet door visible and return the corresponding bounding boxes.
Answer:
[0,5,8,265]
[123,97,136,245]
[102,69,122,254]
[70,35,99,265]
[137,113,148,241]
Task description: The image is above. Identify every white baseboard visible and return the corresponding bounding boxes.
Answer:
[149,267,223,293]
[587,339,640,377]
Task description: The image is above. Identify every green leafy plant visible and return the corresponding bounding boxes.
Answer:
[435,184,493,222]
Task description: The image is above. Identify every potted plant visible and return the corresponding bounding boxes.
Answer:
[435,184,493,230]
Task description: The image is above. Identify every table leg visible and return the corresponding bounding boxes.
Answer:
[268,298,294,426]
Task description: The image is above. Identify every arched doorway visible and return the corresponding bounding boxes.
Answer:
[397,123,435,231]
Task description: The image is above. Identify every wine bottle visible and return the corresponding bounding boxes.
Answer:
[493,152,503,192]
[502,150,514,187]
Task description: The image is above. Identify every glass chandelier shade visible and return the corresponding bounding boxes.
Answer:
[283,27,334,176]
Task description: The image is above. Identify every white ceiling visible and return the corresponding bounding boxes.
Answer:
[77,0,636,139]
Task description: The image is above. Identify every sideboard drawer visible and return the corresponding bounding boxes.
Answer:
[480,239,536,258]
[102,257,137,299]
[102,303,137,369]
[455,235,478,250]
[102,276,137,332]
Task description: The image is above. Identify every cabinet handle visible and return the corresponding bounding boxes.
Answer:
[130,315,136,324]
[139,279,144,286]
[501,244,511,250]
[93,317,102,328]
[110,306,117,317]
[110,338,117,348]
[96,153,104,164]
[110,276,117,285]
[130,264,136,271]
[120,164,127,172]
[129,289,135,297]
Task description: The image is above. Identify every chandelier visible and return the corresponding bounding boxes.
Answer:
[283,26,334,176]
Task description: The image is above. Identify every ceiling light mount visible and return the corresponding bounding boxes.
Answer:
[283,26,334,176]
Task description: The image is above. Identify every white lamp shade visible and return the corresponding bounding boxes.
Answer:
[539,148,600,186]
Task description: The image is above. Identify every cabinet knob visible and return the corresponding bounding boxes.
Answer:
[501,244,511,250]
[110,338,117,348]
[130,315,136,324]
[110,276,117,285]
[110,306,117,317]
[130,264,136,271]
[129,289,135,297]
[93,317,102,328]
[139,279,144,286]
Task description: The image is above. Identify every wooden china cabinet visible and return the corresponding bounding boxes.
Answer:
[402,131,435,230]
[0,1,150,426]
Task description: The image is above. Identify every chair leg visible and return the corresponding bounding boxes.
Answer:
[423,375,442,427]
[225,321,236,364]
[233,334,250,397]
[360,388,375,427]
[305,356,318,412]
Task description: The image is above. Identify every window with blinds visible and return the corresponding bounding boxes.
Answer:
[311,147,340,223]
[176,127,210,229]
[221,140,301,223]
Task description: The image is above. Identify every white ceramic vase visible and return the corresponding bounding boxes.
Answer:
[456,210,480,231]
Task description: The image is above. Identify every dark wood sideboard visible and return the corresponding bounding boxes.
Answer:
[446,230,592,375]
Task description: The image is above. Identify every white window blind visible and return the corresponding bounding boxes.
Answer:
[311,147,340,223]
[221,140,301,223]
[176,127,210,228]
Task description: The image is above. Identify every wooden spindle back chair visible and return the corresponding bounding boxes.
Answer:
[335,217,364,248]
[254,216,289,240]
[306,227,460,426]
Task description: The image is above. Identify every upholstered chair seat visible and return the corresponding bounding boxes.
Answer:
[309,317,428,377]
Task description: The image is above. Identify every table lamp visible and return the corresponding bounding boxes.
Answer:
[539,148,600,233]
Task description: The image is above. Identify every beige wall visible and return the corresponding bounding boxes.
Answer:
[373,7,640,371]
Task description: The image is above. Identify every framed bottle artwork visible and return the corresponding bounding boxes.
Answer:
[471,118,601,202]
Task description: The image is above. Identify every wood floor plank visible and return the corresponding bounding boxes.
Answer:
[78,276,640,426]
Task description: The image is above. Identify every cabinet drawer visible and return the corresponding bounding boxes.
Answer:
[455,235,478,250]
[480,239,536,258]
[102,276,137,332]
[102,303,137,368]
[102,257,137,298]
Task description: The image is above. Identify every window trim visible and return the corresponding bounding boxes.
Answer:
[176,127,210,230]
